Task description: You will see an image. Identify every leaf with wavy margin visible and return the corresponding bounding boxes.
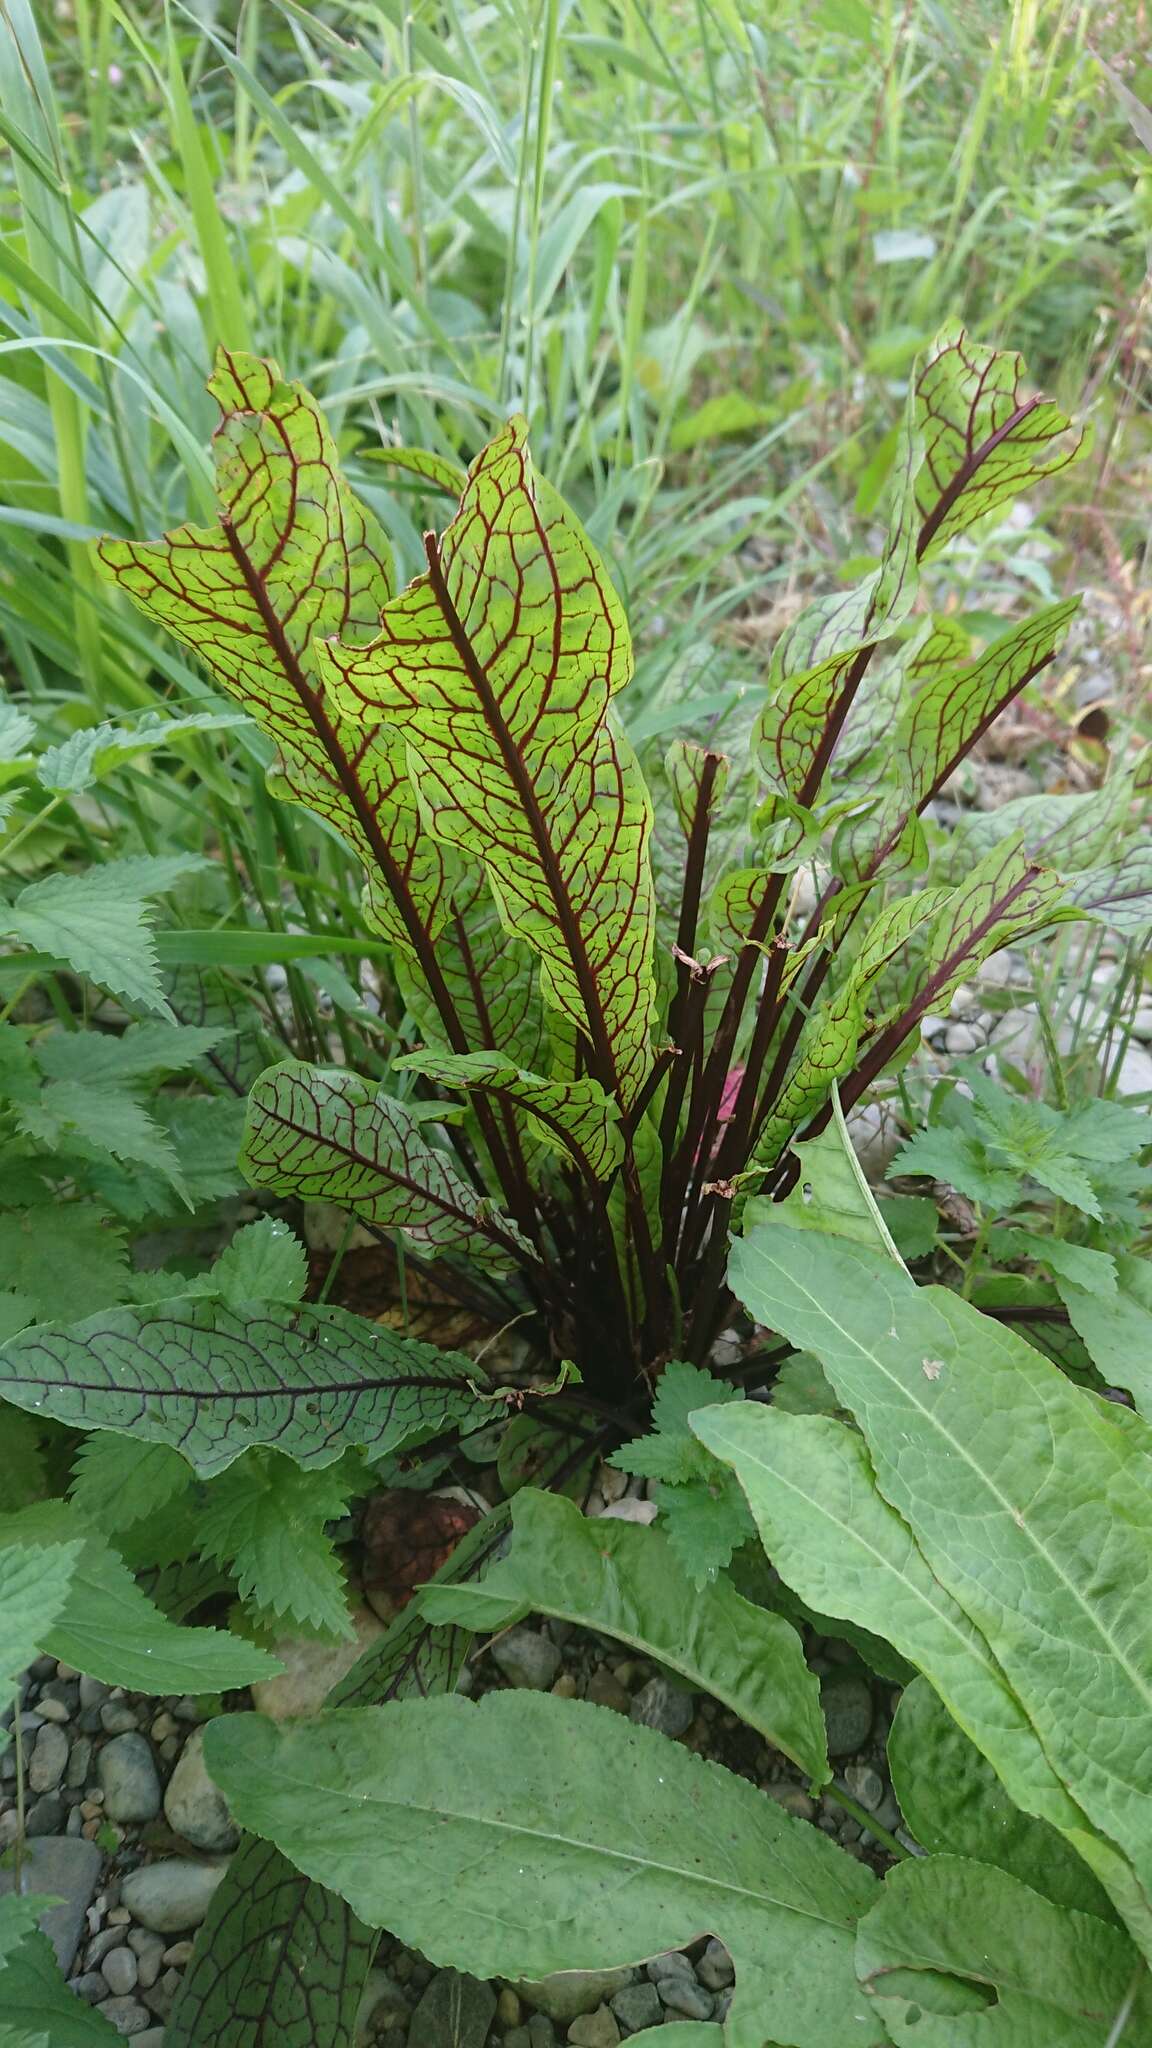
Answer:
[321,418,656,1103]
[206,1692,885,2048]
[0,1298,491,1478]
[394,1050,623,1181]
[241,1060,534,1272]
[97,350,453,949]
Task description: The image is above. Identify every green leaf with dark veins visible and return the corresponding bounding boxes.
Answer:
[421,1487,828,1782]
[321,418,657,1103]
[241,1060,533,1273]
[206,1693,885,2048]
[0,1297,492,1477]
[394,1049,623,1180]
[97,350,455,950]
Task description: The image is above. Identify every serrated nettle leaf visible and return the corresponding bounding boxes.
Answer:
[855,1855,1150,2047]
[911,327,1086,555]
[97,350,455,952]
[241,1060,533,1272]
[1060,1254,1152,1416]
[37,709,247,793]
[0,1897,60,1973]
[725,1226,1152,1944]
[422,1487,828,1781]
[0,1536,81,1720]
[0,856,207,1018]
[888,1677,1117,1921]
[0,1297,491,1478]
[16,1081,188,1194]
[34,1021,232,1087]
[199,1451,358,1640]
[69,1435,194,1534]
[0,1501,279,1692]
[691,1404,1096,1848]
[1003,1233,1117,1295]
[207,1693,885,2048]
[210,1217,309,1307]
[0,1206,131,1324]
[394,1049,623,1180]
[0,1928,124,2048]
[168,1506,508,2048]
[321,418,657,1103]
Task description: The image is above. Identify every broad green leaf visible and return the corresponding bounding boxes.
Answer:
[0,1929,122,2046]
[0,856,206,1017]
[888,1677,1116,1919]
[199,1452,358,1640]
[394,1049,623,1180]
[1069,848,1152,935]
[724,1227,1152,1941]
[241,1060,533,1273]
[743,1103,904,1260]
[321,419,657,1103]
[0,1501,279,1692]
[206,1693,885,2048]
[422,1487,828,1781]
[911,327,1085,556]
[97,351,454,950]
[167,1507,509,2048]
[1061,1255,1152,1414]
[855,1856,1150,2045]
[690,1405,1094,1845]
[0,1296,492,1477]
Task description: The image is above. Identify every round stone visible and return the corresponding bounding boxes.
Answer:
[28,1723,69,1793]
[101,1946,139,1997]
[489,1628,562,1691]
[163,1726,238,1852]
[820,1674,874,1758]
[627,1676,694,1739]
[119,1858,230,1934]
[98,1734,161,1823]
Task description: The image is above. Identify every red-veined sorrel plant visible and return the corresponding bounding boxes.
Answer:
[87,330,1103,1390]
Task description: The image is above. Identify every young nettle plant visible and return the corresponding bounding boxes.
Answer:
[3,333,1152,2046]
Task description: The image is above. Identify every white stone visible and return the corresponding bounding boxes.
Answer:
[250,1605,389,1722]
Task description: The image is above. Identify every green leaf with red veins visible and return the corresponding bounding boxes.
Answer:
[96,349,455,950]
[893,839,1070,1029]
[842,600,1080,880]
[396,866,548,1074]
[393,1050,623,1181]
[945,754,1149,877]
[1066,848,1152,937]
[362,445,468,495]
[913,327,1086,557]
[320,418,657,1105]
[664,737,730,838]
[241,1060,534,1273]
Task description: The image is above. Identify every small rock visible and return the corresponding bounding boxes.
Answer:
[610,1982,663,2032]
[120,1859,230,1934]
[99,1734,162,1822]
[28,1721,69,1792]
[134,2034,167,2048]
[658,1977,713,2020]
[1129,1006,1152,1044]
[250,1607,389,1722]
[528,2021,556,2048]
[100,1699,139,1736]
[943,1022,982,1055]
[88,1927,126,1968]
[696,1940,734,1991]
[843,1763,885,1812]
[765,1784,815,1822]
[597,1499,657,1526]
[948,984,978,1016]
[150,1713,178,1743]
[551,1672,580,1699]
[163,1726,238,1852]
[141,1966,182,2019]
[628,1676,694,1739]
[131,1933,166,1991]
[1116,1043,1152,1097]
[95,1996,152,2036]
[34,1694,72,1724]
[67,1736,93,1789]
[847,1101,902,1179]
[490,1628,562,1692]
[70,1971,109,2003]
[161,1940,195,1967]
[584,1667,631,1714]
[103,1948,140,1996]
[26,1793,65,1836]
[520,1969,635,2023]
[506,2034,531,2048]
[820,1674,873,1757]
[408,1968,496,2048]
[646,1954,695,1983]
[567,2009,620,2048]
[498,1987,523,2027]
[80,1677,110,1711]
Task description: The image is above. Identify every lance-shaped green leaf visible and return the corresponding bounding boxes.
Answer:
[1059,1255,1152,1416]
[96,350,454,949]
[723,1226,1152,1939]
[1068,848,1152,936]
[206,1693,885,2048]
[0,1297,491,1478]
[943,754,1147,878]
[241,1060,534,1272]
[854,1857,1150,2047]
[912,327,1086,556]
[361,444,468,495]
[888,1677,1116,1920]
[665,738,731,839]
[421,1487,828,1781]
[0,1501,279,1692]
[166,1509,508,2048]
[321,418,657,1104]
[690,1405,1096,1845]
[394,1050,623,1181]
